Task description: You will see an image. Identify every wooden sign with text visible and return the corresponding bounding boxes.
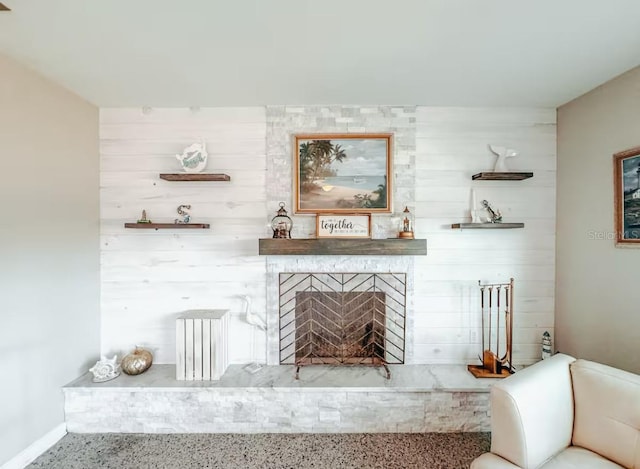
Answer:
[316,214,371,238]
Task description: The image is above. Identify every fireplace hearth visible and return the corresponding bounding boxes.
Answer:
[279,273,406,379]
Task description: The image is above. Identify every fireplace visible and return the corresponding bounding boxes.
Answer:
[279,273,406,378]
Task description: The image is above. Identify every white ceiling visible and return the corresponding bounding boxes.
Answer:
[1,0,639,108]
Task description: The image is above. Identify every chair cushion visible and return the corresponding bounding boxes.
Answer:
[539,446,624,469]
[571,359,640,469]
[471,452,520,469]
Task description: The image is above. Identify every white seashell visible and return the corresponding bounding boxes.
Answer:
[89,355,121,382]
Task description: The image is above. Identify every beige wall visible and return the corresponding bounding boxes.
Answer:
[0,53,99,465]
[557,66,640,374]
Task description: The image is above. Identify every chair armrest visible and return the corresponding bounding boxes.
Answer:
[490,353,576,468]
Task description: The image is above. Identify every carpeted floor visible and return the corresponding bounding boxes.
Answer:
[28,433,490,469]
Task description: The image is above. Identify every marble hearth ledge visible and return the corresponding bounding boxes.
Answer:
[64,365,498,433]
[65,364,497,392]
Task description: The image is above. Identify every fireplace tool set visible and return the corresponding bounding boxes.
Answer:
[468,278,515,378]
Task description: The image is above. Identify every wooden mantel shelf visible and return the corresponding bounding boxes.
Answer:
[159,173,231,181]
[124,223,210,230]
[258,238,427,256]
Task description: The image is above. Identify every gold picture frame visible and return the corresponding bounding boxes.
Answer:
[293,133,392,213]
[614,146,640,245]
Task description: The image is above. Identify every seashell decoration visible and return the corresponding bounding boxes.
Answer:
[176,140,208,173]
[121,346,153,375]
[89,355,121,383]
[488,144,518,172]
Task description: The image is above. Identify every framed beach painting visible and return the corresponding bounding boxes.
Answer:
[293,133,393,213]
[614,146,640,246]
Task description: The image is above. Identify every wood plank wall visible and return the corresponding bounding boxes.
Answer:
[100,106,556,366]
[415,108,556,364]
[100,108,267,363]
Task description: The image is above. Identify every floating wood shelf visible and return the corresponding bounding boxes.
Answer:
[159,173,231,182]
[258,238,427,256]
[451,223,524,229]
[472,172,533,181]
[124,223,210,230]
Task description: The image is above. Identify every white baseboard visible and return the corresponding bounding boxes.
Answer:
[1,423,67,469]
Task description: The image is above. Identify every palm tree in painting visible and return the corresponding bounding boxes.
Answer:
[331,144,347,169]
[299,142,315,183]
[299,140,349,191]
[370,176,387,208]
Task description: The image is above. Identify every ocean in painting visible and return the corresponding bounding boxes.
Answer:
[318,176,386,192]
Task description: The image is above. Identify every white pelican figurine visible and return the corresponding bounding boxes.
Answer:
[240,295,266,331]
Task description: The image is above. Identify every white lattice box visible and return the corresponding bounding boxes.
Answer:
[176,309,229,381]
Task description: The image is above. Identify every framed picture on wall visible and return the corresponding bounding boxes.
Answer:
[293,133,392,213]
[614,146,640,245]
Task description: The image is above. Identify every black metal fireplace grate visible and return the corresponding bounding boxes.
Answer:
[279,273,406,378]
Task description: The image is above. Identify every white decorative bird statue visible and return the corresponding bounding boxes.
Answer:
[240,295,266,331]
[488,144,518,172]
[238,295,266,374]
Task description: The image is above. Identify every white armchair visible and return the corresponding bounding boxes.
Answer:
[471,353,640,469]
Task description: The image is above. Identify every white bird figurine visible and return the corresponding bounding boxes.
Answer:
[488,144,518,172]
[240,295,266,331]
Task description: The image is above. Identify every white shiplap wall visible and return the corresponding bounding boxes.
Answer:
[414,108,556,365]
[100,106,555,366]
[100,108,267,363]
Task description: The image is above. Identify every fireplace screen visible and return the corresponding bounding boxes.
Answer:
[279,273,406,378]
